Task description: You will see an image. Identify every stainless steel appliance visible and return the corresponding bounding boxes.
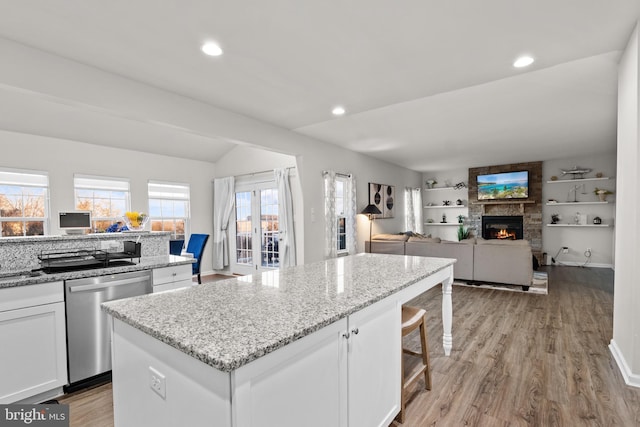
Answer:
[64,270,152,388]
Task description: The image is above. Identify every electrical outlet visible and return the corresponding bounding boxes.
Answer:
[562,247,569,254]
[149,366,166,399]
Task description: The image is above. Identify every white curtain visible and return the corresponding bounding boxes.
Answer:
[345,174,357,254]
[405,187,423,234]
[323,171,337,259]
[323,171,357,258]
[212,176,235,270]
[275,168,296,267]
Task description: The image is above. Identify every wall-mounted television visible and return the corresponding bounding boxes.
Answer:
[59,211,92,234]
[477,171,529,200]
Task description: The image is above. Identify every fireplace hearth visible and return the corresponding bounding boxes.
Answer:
[482,216,523,240]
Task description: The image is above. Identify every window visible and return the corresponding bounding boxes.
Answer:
[0,169,49,237]
[74,175,130,232]
[323,171,355,258]
[336,177,347,253]
[148,181,190,239]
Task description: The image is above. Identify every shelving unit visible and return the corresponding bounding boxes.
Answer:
[423,185,467,239]
[546,177,612,184]
[546,224,611,228]
[544,176,615,230]
[546,201,609,206]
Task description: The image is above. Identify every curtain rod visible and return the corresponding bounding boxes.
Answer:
[323,170,352,178]
[222,166,296,179]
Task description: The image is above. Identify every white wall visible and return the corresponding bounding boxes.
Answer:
[611,21,640,388]
[0,130,217,273]
[542,153,616,267]
[215,142,422,264]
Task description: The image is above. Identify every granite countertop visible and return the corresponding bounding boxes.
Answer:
[102,253,455,373]
[0,255,195,288]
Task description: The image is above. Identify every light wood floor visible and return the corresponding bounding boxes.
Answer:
[57,267,640,426]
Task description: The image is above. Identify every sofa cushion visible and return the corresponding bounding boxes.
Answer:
[407,236,441,243]
[371,233,410,242]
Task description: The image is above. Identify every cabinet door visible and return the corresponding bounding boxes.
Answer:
[0,302,67,403]
[233,318,348,427]
[348,298,401,427]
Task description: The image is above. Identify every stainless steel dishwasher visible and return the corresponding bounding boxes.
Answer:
[65,270,152,388]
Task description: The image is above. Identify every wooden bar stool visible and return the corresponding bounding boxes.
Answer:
[397,305,432,424]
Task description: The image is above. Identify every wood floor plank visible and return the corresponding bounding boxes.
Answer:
[55,266,640,427]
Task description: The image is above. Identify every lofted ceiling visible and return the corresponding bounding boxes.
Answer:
[0,1,638,171]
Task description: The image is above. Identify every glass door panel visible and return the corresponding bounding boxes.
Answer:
[260,188,279,268]
[231,186,279,274]
[235,191,252,268]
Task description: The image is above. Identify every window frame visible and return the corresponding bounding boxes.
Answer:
[148,180,191,239]
[0,168,50,237]
[74,174,131,233]
[335,175,348,254]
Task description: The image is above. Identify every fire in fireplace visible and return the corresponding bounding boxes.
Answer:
[482,216,523,240]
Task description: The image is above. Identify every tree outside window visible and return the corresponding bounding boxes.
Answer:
[74,175,130,232]
[0,170,49,237]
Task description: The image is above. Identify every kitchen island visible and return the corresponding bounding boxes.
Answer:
[103,253,455,427]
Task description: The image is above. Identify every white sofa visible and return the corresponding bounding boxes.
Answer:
[367,234,534,288]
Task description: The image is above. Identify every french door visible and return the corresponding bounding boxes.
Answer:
[231,182,279,275]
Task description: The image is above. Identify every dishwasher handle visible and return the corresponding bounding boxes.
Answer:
[67,276,148,293]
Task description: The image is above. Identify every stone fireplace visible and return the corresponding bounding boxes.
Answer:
[482,216,523,240]
[468,161,543,263]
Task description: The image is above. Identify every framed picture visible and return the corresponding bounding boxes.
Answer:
[384,185,395,218]
[368,182,394,219]
[368,183,384,219]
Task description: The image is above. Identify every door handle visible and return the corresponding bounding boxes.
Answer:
[68,276,147,293]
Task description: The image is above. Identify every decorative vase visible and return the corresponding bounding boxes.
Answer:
[598,193,607,202]
[123,212,149,231]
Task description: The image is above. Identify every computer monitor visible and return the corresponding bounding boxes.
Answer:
[59,211,92,234]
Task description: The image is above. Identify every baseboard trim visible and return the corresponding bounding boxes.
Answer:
[550,261,613,269]
[609,339,640,388]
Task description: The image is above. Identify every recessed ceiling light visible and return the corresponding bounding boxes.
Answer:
[332,106,346,116]
[201,42,223,57]
[513,56,534,68]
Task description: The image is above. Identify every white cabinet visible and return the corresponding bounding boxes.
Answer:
[0,281,67,403]
[347,298,401,427]
[234,297,400,427]
[112,295,401,427]
[152,264,194,292]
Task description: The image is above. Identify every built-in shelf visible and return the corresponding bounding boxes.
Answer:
[545,224,611,227]
[546,177,612,184]
[424,223,462,226]
[471,200,536,205]
[545,201,610,206]
[423,205,466,209]
[424,186,464,192]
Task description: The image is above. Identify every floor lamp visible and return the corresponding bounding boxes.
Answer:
[361,204,382,252]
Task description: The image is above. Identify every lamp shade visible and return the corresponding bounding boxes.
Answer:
[361,204,382,215]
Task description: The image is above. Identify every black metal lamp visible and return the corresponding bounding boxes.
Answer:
[361,204,382,251]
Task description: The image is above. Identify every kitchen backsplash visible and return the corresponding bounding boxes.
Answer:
[0,232,171,273]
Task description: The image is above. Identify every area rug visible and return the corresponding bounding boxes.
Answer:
[453,271,548,295]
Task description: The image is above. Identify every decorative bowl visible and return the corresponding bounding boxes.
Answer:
[123,212,149,231]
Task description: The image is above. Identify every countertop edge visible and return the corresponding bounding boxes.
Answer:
[0,255,195,288]
[103,259,455,373]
